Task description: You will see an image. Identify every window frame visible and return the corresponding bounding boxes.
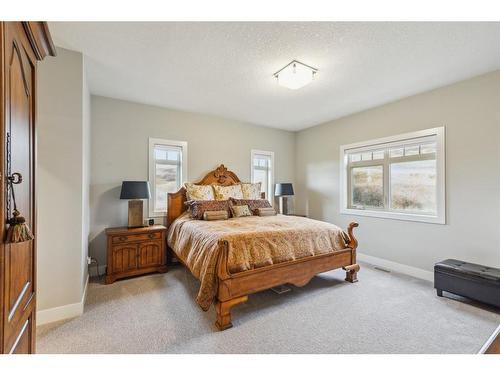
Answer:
[339,127,445,224]
[250,149,275,202]
[148,137,188,217]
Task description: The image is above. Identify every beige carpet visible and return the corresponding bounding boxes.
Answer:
[37,262,499,353]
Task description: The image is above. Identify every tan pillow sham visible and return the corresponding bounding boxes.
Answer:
[185,183,214,201]
[213,184,243,200]
[241,182,262,200]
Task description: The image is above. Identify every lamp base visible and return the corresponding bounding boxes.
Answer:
[128,200,144,228]
[279,196,290,215]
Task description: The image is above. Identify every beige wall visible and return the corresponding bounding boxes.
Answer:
[90,96,296,266]
[37,47,90,311]
[295,70,500,272]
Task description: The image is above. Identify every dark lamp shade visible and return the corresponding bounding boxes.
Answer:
[275,183,294,196]
[120,181,151,199]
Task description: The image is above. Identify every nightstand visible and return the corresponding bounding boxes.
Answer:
[105,225,167,284]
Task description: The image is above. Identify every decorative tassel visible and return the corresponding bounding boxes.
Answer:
[5,209,34,243]
[5,172,34,243]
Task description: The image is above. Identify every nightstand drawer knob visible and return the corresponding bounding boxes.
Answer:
[119,236,127,241]
[148,234,155,239]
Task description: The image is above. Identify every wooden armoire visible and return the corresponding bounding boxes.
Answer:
[0,22,55,354]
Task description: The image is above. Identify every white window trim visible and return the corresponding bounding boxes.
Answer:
[148,138,188,217]
[339,127,446,224]
[250,149,275,202]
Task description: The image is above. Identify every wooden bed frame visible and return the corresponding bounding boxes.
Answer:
[167,164,359,330]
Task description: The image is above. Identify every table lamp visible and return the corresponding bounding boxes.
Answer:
[275,183,294,215]
[120,181,151,227]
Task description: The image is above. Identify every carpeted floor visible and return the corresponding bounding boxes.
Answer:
[37,262,499,354]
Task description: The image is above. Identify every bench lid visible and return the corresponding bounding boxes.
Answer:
[435,259,500,281]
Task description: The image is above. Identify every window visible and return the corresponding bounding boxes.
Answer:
[340,127,445,224]
[149,138,187,217]
[251,150,274,202]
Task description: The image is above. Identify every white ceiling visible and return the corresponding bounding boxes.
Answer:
[49,22,500,131]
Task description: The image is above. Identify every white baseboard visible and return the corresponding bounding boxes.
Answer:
[358,252,434,282]
[36,275,89,326]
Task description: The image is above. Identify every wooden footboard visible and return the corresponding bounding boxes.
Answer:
[217,248,355,300]
[214,222,359,330]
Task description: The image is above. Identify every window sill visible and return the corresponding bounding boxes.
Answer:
[340,208,445,224]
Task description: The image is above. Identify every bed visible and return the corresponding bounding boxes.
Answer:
[167,164,359,330]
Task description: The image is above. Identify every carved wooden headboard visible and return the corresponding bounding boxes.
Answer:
[167,164,243,227]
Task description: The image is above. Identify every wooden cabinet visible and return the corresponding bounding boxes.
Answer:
[105,225,167,284]
[0,22,55,354]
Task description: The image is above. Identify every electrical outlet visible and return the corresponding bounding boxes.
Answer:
[87,256,92,265]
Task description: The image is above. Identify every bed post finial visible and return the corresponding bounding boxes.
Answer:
[344,222,359,283]
[347,222,359,250]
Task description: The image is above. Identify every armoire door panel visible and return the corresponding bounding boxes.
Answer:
[3,29,36,339]
[0,21,52,355]
[8,41,33,225]
[4,31,36,334]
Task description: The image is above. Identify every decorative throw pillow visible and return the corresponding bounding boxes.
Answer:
[230,204,252,218]
[185,200,230,220]
[241,182,262,200]
[203,210,229,221]
[212,184,243,200]
[255,207,277,217]
[185,183,214,201]
[230,198,272,215]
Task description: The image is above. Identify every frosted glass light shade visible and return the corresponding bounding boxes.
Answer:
[274,60,317,90]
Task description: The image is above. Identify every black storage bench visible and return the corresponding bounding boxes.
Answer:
[434,259,500,308]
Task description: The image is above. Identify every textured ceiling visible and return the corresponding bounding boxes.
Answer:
[49,22,500,131]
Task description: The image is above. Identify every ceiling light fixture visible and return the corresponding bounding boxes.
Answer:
[273,60,318,90]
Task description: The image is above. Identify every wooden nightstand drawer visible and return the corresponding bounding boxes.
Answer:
[112,231,161,244]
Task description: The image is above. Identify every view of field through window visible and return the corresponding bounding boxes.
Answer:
[348,141,437,214]
[154,147,181,212]
[352,166,384,208]
[390,160,436,213]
